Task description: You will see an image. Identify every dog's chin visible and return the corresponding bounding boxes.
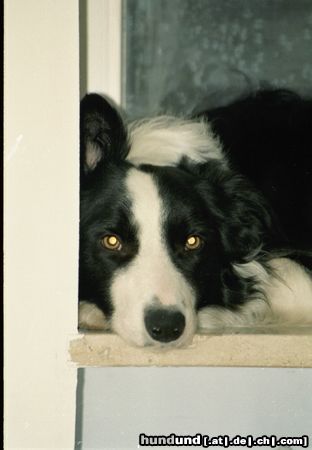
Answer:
[115,328,196,349]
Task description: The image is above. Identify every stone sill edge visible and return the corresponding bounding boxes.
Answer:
[69,329,312,368]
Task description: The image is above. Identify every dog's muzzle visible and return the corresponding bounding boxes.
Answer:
[144,306,186,343]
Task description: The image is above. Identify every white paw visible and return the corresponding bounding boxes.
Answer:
[78,301,110,331]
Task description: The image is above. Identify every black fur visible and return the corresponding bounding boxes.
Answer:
[139,162,274,311]
[80,93,128,178]
[196,89,312,254]
[79,94,131,315]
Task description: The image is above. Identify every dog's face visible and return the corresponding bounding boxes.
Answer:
[79,95,271,347]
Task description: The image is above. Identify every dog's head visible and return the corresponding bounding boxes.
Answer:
[79,94,272,347]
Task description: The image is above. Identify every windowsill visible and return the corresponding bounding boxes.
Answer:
[70,327,312,368]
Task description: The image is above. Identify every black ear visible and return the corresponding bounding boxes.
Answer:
[80,94,128,175]
[194,161,277,262]
[217,174,275,261]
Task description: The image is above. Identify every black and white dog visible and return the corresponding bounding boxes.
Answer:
[79,89,312,347]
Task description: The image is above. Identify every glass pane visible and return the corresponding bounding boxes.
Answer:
[123,0,312,119]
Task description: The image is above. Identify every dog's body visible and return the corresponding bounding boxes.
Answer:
[79,90,312,347]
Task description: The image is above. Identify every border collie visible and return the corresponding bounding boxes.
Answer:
[79,89,312,347]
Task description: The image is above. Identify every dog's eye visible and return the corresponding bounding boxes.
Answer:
[185,235,203,251]
[101,235,122,251]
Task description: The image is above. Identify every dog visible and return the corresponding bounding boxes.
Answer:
[78,89,312,347]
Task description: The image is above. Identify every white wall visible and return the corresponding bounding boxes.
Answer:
[4,1,79,448]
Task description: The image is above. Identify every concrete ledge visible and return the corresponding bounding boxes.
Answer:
[70,328,312,367]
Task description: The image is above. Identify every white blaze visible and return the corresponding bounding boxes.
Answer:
[111,168,196,347]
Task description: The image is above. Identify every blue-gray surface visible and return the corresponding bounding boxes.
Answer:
[123,0,312,118]
[76,367,312,449]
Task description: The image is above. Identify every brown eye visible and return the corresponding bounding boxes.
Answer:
[185,235,202,251]
[101,235,122,251]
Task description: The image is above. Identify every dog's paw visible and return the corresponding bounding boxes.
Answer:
[78,301,110,331]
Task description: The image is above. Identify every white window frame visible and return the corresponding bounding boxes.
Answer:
[4,0,80,448]
[82,0,122,103]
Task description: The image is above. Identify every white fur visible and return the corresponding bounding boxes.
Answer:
[85,142,103,170]
[198,258,312,331]
[78,300,110,330]
[264,258,312,325]
[127,116,225,167]
[110,168,197,347]
[80,256,312,339]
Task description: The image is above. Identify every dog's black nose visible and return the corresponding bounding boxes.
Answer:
[144,307,186,343]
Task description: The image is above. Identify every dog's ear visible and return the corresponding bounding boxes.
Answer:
[193,161,277,262]
[80,94,128,175]
[216,173,275,262]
